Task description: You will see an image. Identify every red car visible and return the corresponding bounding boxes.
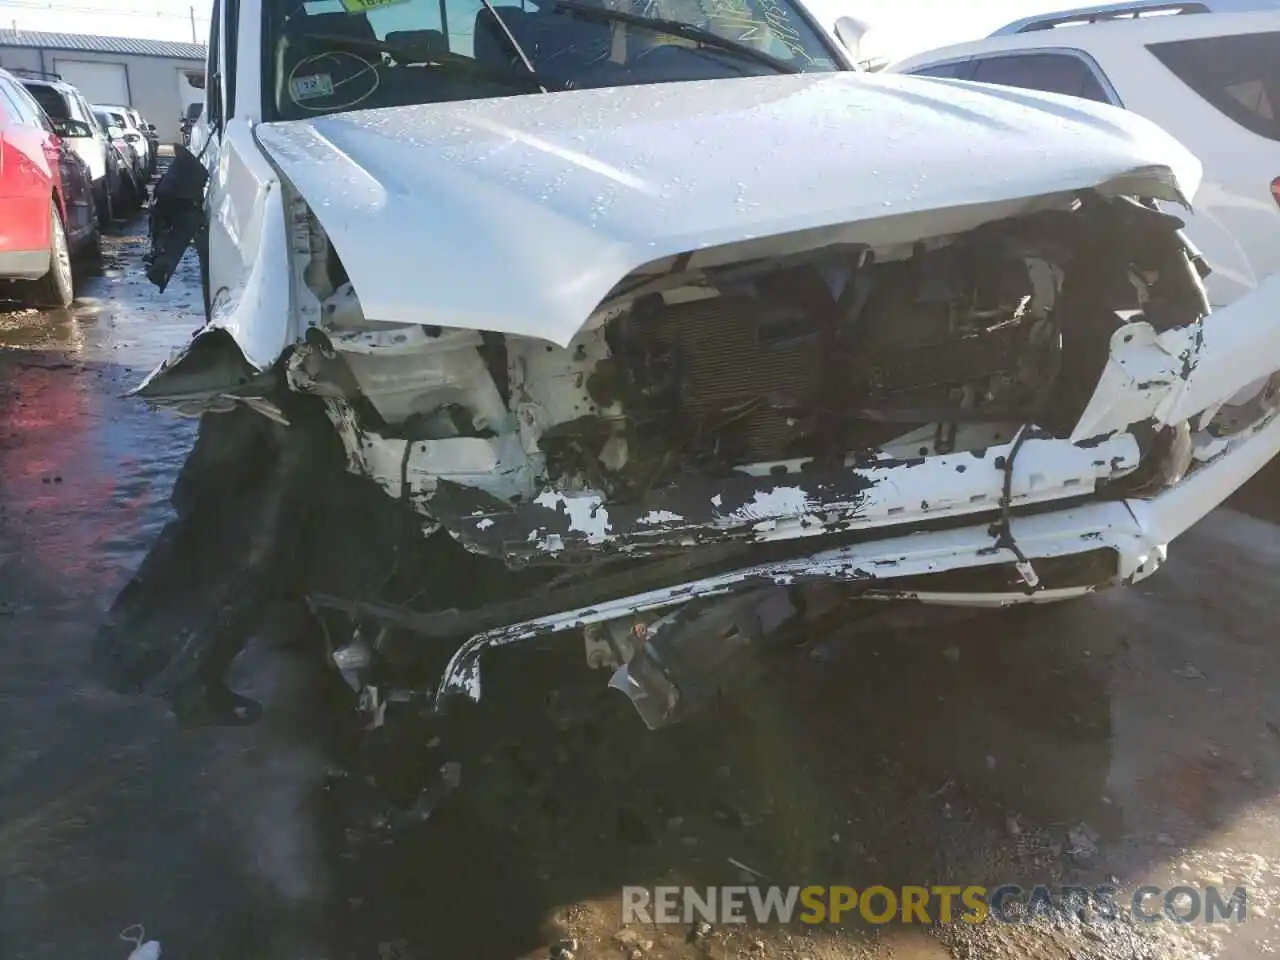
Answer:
[0,66,98,308]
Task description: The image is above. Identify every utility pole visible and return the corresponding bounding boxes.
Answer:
[189,5,198,43]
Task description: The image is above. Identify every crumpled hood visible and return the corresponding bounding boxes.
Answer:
[255,71,1201,347]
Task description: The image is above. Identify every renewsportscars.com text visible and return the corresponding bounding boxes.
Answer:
[622,884,1250,926]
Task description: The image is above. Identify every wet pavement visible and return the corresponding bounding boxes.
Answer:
[0,227,331,960]
[2,220,1280,960]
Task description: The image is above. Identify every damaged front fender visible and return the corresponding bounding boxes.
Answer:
[1073,275,1280,441]
[134,120,299,409]
[130,328,276,417]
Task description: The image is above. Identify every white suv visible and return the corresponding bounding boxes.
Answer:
[890,0,1280,308]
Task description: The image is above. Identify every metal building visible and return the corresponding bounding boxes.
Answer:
[0,30,205,143]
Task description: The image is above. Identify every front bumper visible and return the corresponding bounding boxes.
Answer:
[424,274,1280,706]
[428,404,1280,705]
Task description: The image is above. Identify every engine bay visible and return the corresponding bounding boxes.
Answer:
[288,190,1210,565]
[549,229,1069,499]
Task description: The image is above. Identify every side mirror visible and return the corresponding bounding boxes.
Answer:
[833,15,872,62]
[54,118,94,139]
[146,124,158,132]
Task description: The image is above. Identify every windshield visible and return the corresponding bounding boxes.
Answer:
[96,109,126,130]
[99,106,135,128]
[266,0,841,120]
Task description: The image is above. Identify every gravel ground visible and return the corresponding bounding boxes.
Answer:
[2,217,1279,960]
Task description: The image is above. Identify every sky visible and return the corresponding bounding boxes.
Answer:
[0,0,1069,59]
[0,0,212,43]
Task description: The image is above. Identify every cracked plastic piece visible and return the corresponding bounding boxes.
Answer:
[608,587,798,729]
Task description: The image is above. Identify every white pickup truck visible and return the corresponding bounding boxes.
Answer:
[118,0,1280,736]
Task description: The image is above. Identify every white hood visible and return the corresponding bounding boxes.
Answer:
[255,71,1201,347]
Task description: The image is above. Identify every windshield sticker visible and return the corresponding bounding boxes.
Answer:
[340,0,411,11]
[290,73,336,101]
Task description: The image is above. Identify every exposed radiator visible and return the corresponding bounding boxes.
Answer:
[626,295,821,462]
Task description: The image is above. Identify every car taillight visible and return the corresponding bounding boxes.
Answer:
[1272,177,1280,210]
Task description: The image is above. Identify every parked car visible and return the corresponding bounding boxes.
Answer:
[14,70,117,224]
[186,104,208,156]
[0,67,98,306]
[97,112,141,213]
[123,0,1280,746]
[126,108,158,175]
[132,109,160,171]
[180,101,203,147]
[93,106,148,187]
[95,104,151,178]
[889,0,1280,309]
[111,105,151,166]
[91,108,144,213]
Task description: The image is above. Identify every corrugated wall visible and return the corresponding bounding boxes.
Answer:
[0,44,203,142]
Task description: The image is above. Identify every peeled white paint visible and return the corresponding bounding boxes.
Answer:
[534,490,612,543]
[638,509,682,526]
[731,487,810,521]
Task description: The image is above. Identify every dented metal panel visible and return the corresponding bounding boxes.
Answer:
[251,72,1200,348]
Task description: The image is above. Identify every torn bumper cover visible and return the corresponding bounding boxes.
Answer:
[431,431,1142,560]
[424,397,1280,708]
